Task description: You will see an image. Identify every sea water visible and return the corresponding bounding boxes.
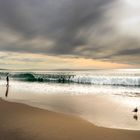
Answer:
[0,69,140,130]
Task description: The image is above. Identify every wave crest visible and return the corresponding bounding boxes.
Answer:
[0,71,140,87]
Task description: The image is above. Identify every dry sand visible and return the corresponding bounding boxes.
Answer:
[0,98,140,140]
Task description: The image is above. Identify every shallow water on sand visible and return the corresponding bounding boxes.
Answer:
[0,80,140,130]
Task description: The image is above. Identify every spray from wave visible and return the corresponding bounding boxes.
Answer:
[0,70,140,87]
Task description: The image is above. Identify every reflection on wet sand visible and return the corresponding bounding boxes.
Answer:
[5,85,9,98]
[133,114,138,121]
[1,81,140,130]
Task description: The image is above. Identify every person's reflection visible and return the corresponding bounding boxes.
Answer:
[5,85,9,98]
[133,114,138,121]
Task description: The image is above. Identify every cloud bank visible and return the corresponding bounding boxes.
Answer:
[0,0,140,67]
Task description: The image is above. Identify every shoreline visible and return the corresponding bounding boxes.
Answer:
[0,98,140,140]
[2,82,140,131]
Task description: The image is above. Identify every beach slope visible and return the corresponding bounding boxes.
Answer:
[0,99,140,140]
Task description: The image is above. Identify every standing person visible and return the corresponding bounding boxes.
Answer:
[6,75,9,86]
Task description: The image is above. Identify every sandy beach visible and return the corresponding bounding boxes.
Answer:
[0,0,139,138]
[0,98,140,140]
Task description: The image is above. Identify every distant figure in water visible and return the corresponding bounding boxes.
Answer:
[6,75,9,86]
[132,107,138,114]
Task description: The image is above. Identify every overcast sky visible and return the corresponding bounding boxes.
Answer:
[0,0,139,69]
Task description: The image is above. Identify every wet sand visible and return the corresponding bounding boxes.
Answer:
[0,98,140,140]
[1,83,140,130]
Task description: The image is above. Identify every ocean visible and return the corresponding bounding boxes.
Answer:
[0,69,140,130]
[0,69,140,86]
[0,69,140,95]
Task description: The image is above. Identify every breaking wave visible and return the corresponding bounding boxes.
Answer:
[0,71,140,87]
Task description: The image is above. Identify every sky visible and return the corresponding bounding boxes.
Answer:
[0,0,140,69]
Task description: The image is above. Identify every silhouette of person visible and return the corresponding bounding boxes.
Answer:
[5,85,9,98]
[6,75,9,86]
[132,107,138,113]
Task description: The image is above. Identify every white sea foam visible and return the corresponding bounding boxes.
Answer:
[0,69,140,86]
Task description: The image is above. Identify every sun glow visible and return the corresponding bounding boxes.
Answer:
[112,0,140,37]
[124,0,140,7]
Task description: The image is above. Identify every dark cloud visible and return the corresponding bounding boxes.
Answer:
[115,48,140,56]
[0,0,140,65]
[0,0,113,53]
